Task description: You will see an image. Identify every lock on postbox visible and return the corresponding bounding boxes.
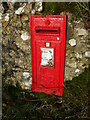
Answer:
[30,15,66,96]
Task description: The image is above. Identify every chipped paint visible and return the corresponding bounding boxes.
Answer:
[21,32,29,41]
[15,6,25,15]
[5,13,9,21]
[75,69,80,73]
[0,13,2,20]
[69,39,76,47]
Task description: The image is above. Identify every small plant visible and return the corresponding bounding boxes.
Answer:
[2,66,90,120]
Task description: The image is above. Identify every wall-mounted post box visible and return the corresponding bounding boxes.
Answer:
[30,15,66,96]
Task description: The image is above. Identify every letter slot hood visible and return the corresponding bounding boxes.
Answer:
[35,26,60,35]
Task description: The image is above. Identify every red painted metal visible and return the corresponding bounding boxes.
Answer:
[30,15,66,96]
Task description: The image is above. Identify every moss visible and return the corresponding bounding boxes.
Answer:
[43,2,89,22]
[44,3,75,14]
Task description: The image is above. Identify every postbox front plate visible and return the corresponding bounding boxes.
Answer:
[30,15,66,96]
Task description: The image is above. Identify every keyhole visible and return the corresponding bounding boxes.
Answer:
[40,67,42,71]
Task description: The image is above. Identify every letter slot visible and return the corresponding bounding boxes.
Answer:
[35,27,60,35]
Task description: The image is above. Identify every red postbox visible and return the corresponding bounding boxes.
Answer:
[30,15,66,96]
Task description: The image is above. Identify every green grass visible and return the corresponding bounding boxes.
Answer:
[2,66,90,120]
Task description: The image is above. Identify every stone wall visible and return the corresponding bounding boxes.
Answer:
[65,12,89,80]
[1,2,89,89]
[1,2,43,89]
